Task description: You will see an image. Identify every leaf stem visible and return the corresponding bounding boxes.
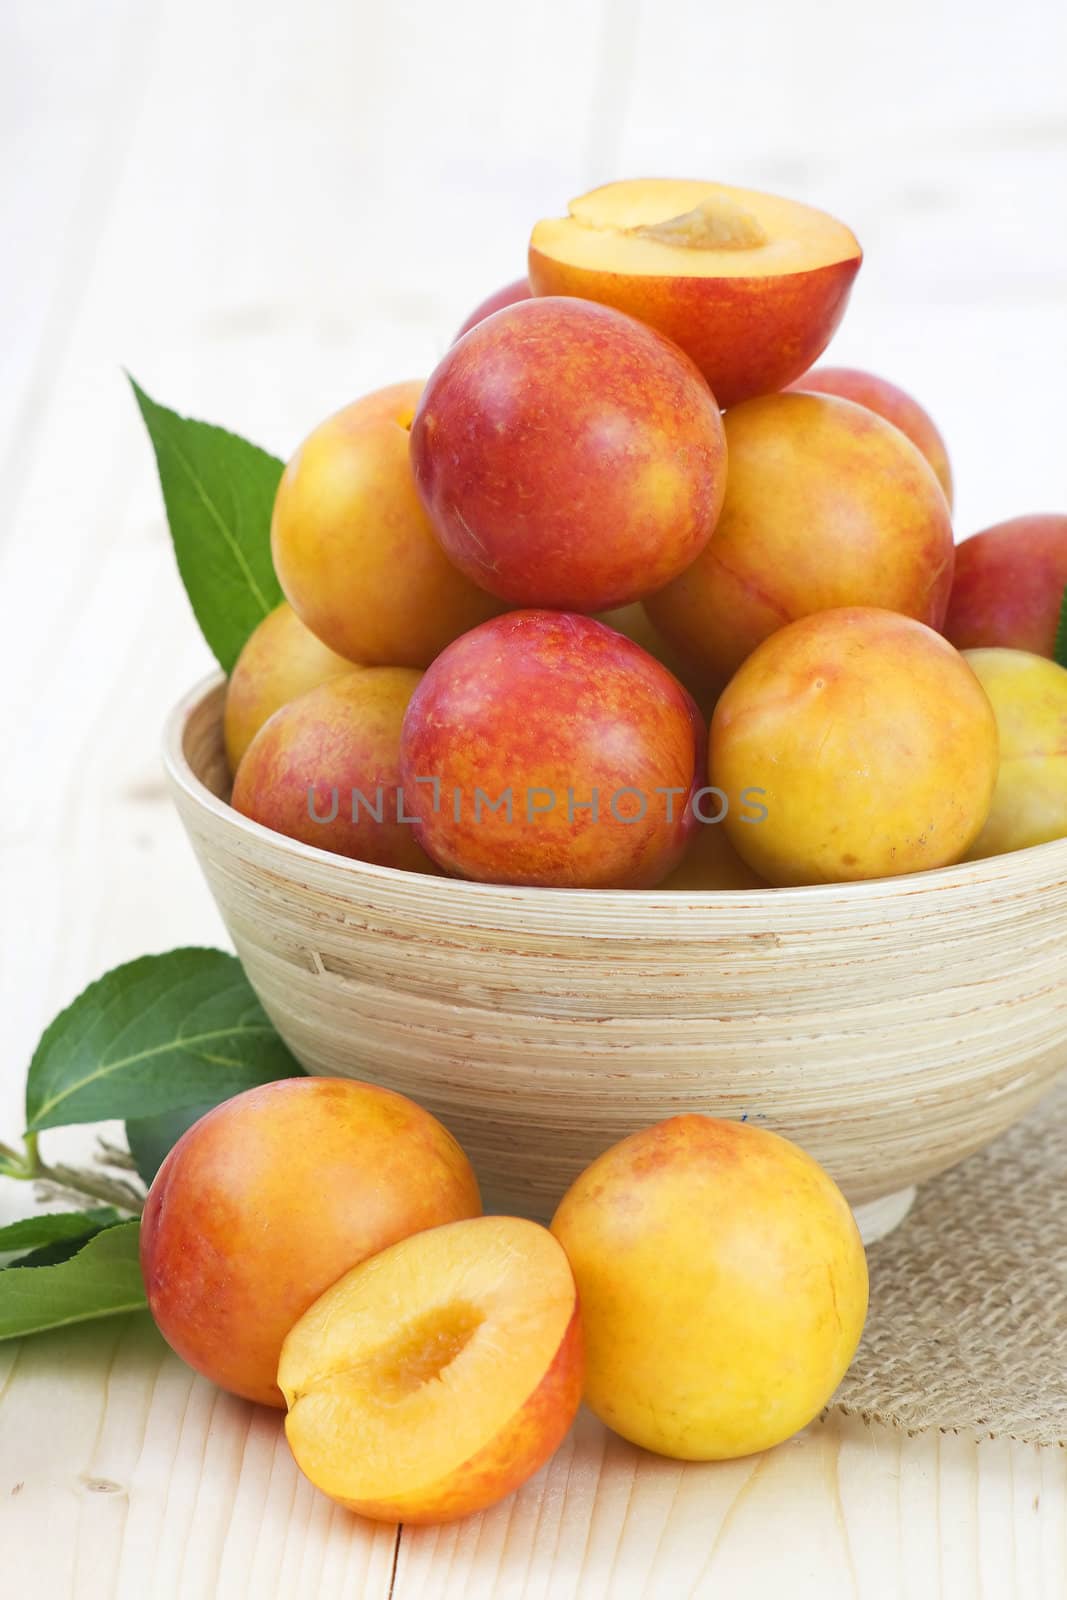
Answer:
[0,1133,145,1214]
[34,1163,146,1214]
[95,1136,139,1173]
[0,1139,28,1177]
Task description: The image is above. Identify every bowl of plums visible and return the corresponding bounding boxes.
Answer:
[161,177,1067,1245]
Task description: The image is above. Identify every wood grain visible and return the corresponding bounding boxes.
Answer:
[165,677,1067,1223]
[0,1316,398,1599]
[2,1317,1064,1599]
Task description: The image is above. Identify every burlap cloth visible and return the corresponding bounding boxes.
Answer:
[830,1073,1067,1447]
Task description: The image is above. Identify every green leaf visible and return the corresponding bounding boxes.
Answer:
[14,1239,114,1270]
[1054,585,1067,670]
[0,1223,145,1340]
[0,1209,124,1262]
[126,1102,218,1186]
[130,376,284,672]
[25,948,301,1133]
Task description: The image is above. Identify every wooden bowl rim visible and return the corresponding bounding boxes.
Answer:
[163,670,1067,916]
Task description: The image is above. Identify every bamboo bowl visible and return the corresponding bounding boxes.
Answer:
[164,674,1067,1244]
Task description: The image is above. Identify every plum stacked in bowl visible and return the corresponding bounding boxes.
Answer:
[165,177,1067,1240]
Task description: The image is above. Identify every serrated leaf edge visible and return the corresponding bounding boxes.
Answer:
[24,948,270,1131]
[0,1223,146,1342]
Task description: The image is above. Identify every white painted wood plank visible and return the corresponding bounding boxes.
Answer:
[0,1317,397,1599]
[390,1408,1067,1598]
[0,0,157,514]
[609,0,1067,531]
[7,1327,1052,1600]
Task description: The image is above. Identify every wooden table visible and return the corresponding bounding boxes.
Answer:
[3,0,1065,1592]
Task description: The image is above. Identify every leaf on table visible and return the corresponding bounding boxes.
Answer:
[25,948,302,1133]
[130,376,285,672]
[126,1101,219,1186]
[1055,585,1067,670]
[0,1209,125,1264]
[0,1223,145,1340]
